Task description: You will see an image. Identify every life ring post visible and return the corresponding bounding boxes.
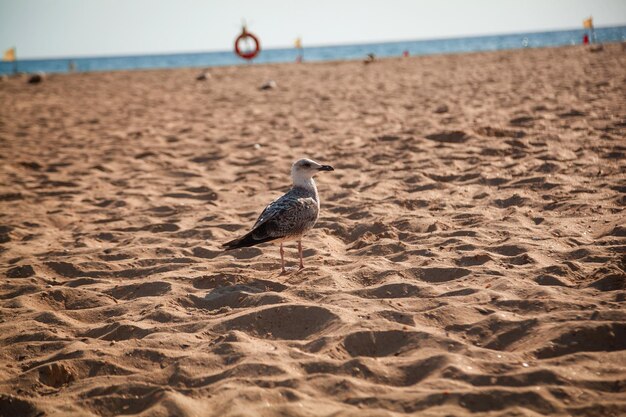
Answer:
[235,25,261,61]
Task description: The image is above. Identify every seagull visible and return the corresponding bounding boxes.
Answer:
[223,158,334,272]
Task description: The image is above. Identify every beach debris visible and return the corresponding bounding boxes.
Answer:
[27,72,45,84]
[260,79,277,90]
[196,71,212,81]
[434,104,449,114]
[588,44,604,53]
[222,159,334,273]
[363,53,376,64]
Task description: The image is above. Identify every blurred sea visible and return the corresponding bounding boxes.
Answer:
[2,26,625,75]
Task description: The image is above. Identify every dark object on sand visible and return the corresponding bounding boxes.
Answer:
[196,71,211,81]
[434,104,449,114]
[589,44,604,53]
[364,53,376,64]
[27,73,43,84]
[260,80,277,90]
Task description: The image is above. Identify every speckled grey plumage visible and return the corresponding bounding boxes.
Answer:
[250,184,320,242]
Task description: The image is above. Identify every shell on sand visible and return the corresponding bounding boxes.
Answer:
[0,44,625,417]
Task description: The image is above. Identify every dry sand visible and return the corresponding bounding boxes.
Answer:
[1,44,625,417]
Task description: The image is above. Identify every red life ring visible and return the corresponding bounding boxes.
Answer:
[235,31,260,60]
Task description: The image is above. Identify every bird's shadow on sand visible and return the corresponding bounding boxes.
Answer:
[230,247,264,259]
[192,246,263,260]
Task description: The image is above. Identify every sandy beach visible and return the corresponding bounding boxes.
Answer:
[1,44,625,416]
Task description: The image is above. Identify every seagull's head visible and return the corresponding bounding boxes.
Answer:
[291,158,334,185]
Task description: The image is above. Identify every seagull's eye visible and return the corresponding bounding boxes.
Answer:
[302,163,311,168]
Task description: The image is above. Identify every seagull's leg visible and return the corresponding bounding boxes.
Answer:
[279,243,286,273]
[298,240,304,270]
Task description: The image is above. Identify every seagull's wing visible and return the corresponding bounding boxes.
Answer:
[222,192,318,249]
[251,195,318,240]
[251,195,284,229]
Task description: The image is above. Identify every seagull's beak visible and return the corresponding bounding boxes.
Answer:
[318,165,334,172]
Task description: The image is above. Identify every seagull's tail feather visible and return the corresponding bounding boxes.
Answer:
[222,231,277,250]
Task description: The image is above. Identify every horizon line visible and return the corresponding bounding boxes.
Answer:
[3,23,624,62]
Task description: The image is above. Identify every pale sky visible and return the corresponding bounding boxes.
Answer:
[1,0,625,59]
